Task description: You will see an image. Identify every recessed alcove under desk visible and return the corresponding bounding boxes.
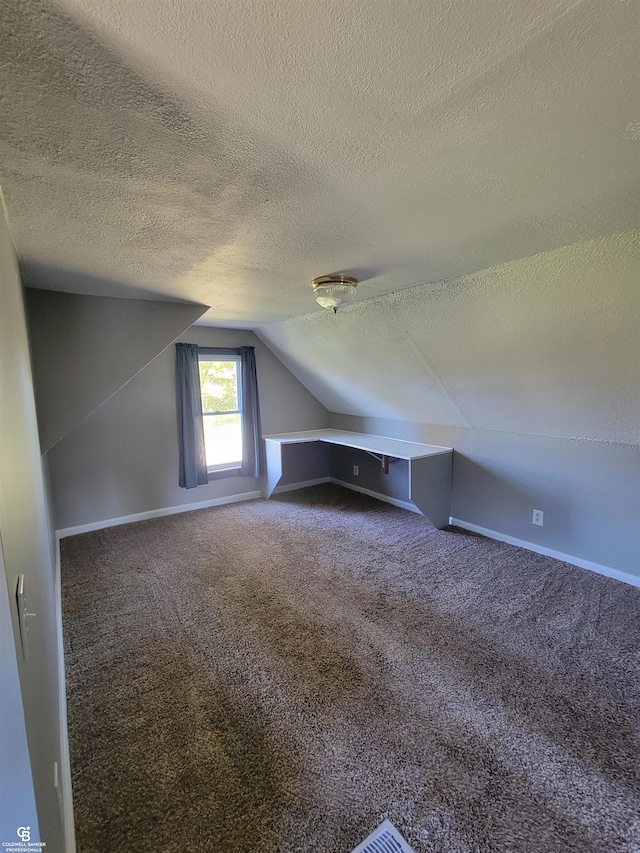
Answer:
[263,429,453,529]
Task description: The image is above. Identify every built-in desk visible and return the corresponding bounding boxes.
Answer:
[263,429,452,529]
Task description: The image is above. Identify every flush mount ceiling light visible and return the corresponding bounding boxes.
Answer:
[311,275,358,313]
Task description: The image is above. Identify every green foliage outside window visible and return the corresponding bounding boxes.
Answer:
[199,361,239,412]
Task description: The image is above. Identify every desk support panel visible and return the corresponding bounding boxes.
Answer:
[264,440,284,498]
[409,453,452,529]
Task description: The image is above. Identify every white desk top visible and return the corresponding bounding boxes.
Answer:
[263,429,452,460]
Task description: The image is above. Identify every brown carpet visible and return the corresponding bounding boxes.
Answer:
[61,484,640,853]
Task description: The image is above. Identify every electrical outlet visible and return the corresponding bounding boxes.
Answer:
[353,465,359,476]
[532,509,544,526]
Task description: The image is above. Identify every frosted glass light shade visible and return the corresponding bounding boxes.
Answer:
[311,275,358,313]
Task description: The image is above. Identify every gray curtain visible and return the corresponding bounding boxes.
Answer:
[176,343,208,489]
[239,346,264,478]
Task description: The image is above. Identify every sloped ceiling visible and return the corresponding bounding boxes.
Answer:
[26,289,206,452]
[258,232,639,444]
[0,0,637,326]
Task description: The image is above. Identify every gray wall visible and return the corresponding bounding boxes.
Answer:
[276,442,331,489]
[271,442,411,505]
[47,326,329,530]
[0,200,69,850]
[330,445,410,503]
[26,288,206,453]
[0,539,40,844]
[331,414,640,578]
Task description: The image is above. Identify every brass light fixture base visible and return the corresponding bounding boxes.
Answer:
[311,275,358,289]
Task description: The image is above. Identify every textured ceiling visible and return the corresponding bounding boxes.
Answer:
[259,232,640,444]
[0,0,637,326]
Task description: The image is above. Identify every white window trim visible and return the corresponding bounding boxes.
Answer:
[198,353,243,474]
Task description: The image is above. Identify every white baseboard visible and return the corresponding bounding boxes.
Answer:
[56,477,409,537]
[273,477,330,494]
[449,517,640,589]
[330,478,420,514]
[271,476,420,515]
[56,490,262,538]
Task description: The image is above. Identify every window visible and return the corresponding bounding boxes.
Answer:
[198,354,243,472]
[176,343,262,488]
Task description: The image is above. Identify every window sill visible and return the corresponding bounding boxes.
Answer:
[207,466,241,481]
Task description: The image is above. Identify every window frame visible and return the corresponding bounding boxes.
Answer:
[198,352,243,475]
